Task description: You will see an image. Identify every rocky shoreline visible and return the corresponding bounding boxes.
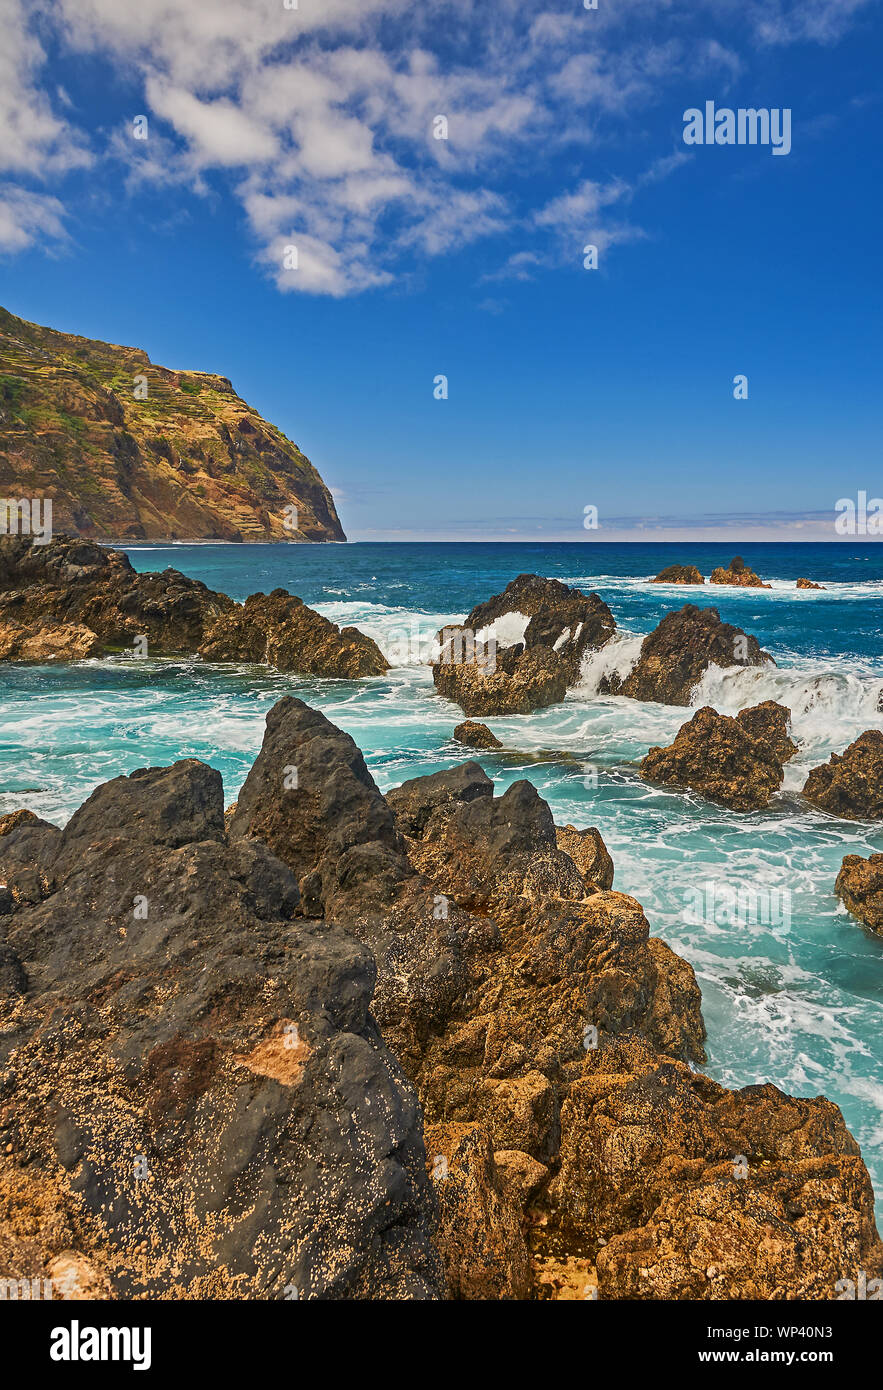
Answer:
[1,696,880,1300]
[1,553,882,1299]
[0,535,387,677]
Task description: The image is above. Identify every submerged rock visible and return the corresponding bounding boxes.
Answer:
[453,720,503,750]
[803,730,883,820]
[615,604,773,706]
[0,756,442,1299]
[0,534,386,677]
[650,564,704,585]
[709,555,771,588]
[835,853,883,933]
[432,574,615,716]
[639,703,794,810]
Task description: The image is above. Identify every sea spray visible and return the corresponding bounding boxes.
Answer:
[576,630,645,695]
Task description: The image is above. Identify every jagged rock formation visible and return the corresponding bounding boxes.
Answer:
[609,604,773,706]
[797,578,825,590]
[560,1036,880,1300]
[0,760,441,1299]
[0,305,344,542]
[0,534,232,654]
[555,824,614,890]
[710,556,771,588]
[434,643,567,717]
[0,617,101,661]
[433,575,615,716]
[802,731,883,820]
[3,697,880,1300]
[650,565,704,585]
[223,699,881,1299]
[735,699,798,765]
[198,589,388,677]
[0,535,387,676]
[835,854,883,933]
[227,700,487,1080]
[639,703,796,811]
[453,721,503,750]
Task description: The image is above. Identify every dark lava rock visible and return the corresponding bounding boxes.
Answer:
[639,703,793,810]
[386,762,494,840]
[616,604,773,706]
[432,574,615,716]
[709,555,771,589]
[453,720,503,750]
[803,730,883,820]
[0,808,62,906]
[835,853,883,933]
[228,700,494,1077]
[650,565,704,585]
[0,757,443,1299]
[465,574,616,681]
[0,535,386,677]
[198,588,388,677]
[228,696,413,917]
[3,696,880,1302]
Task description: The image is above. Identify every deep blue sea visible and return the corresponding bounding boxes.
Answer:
[2,541,882,1207]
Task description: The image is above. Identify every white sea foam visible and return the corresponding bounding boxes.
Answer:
[691,660,883,783]
[560,573,883,601]
[313,601,459,667]
[475,609,530,648]
[575,630,645,694]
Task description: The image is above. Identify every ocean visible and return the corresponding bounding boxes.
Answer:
[2,540,882,1205]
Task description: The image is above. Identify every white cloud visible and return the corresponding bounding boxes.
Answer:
[0,0,872,285]
[145,80,279,167]
[259,230,393,298]
[747,0,874,46]
[0,185,68,251]
[0,0,90,176]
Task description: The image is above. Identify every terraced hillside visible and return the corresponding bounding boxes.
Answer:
[0,306,345,542]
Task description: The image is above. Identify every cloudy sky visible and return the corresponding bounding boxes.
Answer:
[0,0,880,540]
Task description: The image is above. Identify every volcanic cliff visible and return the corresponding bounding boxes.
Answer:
[0,307,344,543]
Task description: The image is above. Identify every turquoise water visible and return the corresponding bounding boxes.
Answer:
[2,541,882,1208]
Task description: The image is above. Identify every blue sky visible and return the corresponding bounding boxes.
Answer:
[0,0,880,540]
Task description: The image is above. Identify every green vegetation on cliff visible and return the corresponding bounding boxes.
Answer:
[0,307,345,542]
